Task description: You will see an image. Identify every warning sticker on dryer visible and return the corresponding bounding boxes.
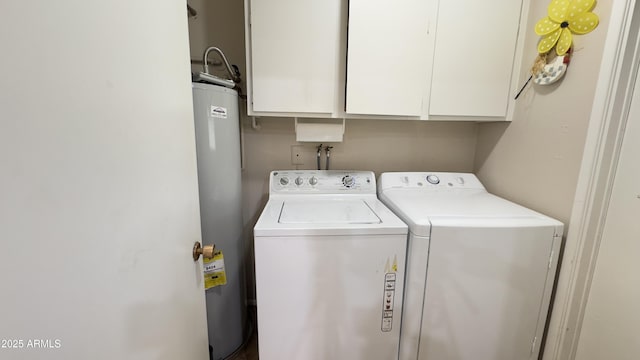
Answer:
[210,105,228,118]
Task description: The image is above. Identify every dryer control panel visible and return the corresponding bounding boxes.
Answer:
[378,172,486,191]
[270,170,376,194]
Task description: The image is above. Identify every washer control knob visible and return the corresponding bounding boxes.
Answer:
[309,177,318,186]
[426,175,440,185]
[342,175,355,188]
[295,177,304,186]
[279,177,289,186]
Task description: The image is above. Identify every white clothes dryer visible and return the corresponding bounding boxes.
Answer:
[254,170,408,360]
[378,172,563,360]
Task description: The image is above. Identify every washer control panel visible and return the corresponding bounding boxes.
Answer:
[270,170,376,194]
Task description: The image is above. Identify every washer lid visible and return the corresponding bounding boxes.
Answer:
[279,199,382,224]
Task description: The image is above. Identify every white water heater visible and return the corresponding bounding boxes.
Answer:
[192,82,245,359]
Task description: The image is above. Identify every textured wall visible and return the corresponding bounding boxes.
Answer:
[474,0,613,228]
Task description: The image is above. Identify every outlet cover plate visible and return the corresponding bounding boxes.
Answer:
[291,145,304,165]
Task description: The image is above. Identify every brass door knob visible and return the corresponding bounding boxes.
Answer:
[193,242,215,261]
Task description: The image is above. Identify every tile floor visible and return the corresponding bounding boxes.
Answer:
[228,329,258,360]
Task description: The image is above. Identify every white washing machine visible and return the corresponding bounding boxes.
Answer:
[254,170,408,360]
[378,172,563,360]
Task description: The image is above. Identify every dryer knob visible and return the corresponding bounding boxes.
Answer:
[279,177,289,186]
[309,177,318,186]
[426,175,440,185]
[295,177,304,186]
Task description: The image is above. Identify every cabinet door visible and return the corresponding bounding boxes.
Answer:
[429,0,523,118]
[346,0,431,116]
[248,0,342,114]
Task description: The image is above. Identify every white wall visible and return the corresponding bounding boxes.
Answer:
[474,0,613,228]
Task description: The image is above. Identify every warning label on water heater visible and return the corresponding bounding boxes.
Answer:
[210,105,228,119]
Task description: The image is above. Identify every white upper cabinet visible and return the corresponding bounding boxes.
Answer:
[247,0,343,114]
[429,0,524,118]
[245,0,528,121]
[346,0,431,116]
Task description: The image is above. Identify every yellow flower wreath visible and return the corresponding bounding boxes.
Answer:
[535,0,599,55]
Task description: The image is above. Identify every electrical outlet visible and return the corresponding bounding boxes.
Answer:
[291,145,304,165]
